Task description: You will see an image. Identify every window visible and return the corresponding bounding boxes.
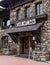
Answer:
[17,9,22,20]
[1,36,8,48]
[2,18,10,29]
[7,20,10,26]
[25,6,31,18]
[36,2,43,15]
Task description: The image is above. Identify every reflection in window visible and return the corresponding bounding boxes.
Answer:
[25,6,31,18]
[17,9,22,20]
[7,20,10,26]
[2,19,10,29]
[36,2,43,15]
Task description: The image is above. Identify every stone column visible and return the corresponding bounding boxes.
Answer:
[40,0,50,61]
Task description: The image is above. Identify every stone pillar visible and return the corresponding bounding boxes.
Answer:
[46,1,50,59]
[40,0,50,61]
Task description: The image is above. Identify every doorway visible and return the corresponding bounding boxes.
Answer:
[20,37,29,54]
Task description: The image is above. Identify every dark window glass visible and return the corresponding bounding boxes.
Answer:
[25,6,31,18]
[17,9,22,20]
[36,2,43,15]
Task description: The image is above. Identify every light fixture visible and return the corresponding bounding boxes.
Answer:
[0,6,5,9]
[0,0,2,2]
[0,6,5,11]
[32,36,35,40]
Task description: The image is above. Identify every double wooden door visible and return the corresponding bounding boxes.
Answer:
[21,37,29,54]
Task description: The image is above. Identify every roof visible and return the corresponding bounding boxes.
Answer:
[0,0,33,10]
[5,23,43,34]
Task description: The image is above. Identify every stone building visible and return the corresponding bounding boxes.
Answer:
[0,0,50,61]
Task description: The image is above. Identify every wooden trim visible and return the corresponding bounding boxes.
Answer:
[10,14,47,25]
[5,23,43,33]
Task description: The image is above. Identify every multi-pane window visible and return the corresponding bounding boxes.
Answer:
[36,2,43,15]
[17,9,22,20]
[25,6,31,18]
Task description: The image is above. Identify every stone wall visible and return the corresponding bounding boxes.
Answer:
[32,0,50,61]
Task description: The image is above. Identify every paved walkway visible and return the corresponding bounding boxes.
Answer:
[0,55,48,65]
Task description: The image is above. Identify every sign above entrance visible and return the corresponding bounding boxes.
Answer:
[16,19,36,27]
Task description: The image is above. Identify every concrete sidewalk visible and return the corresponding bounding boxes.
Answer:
[0,55,48,65]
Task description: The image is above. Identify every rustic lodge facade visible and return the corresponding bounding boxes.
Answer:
[0,0,50,61]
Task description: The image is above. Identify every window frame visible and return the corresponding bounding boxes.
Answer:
[25,6,31,18]
[36,2,43,15]
[17,9,22,20]
[2,17,10,29]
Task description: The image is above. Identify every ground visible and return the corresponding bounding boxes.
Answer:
[0,55,49,65]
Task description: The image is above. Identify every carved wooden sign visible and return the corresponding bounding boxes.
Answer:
[17,19,36,27]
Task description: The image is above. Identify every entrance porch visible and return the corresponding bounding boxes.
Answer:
[12,31,41,59]
[19,36,35,58]
[5,22,43,58]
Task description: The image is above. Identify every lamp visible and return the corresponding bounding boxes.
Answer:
[0,0,2,2]
[32,36,35,40]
